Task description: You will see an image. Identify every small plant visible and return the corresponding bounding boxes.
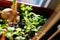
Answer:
[0,4,47,40]
[20,4,47,39]
[21,4,46,32]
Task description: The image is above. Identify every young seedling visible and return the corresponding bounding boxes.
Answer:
[0,21,7,40]
[1,0,20,26]
[0,0,20,40]
[21,4,47,39]
[0,3,47,40]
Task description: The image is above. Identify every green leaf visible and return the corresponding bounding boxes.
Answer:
[26,6,32,11]
[21,7,26,11]
[16,28,21,32]
[15,36,25,40]
[6,32,12,38]
[1,24,6,28]
[0,19,3,22]
[21,4,25,7]
[0,29,6,35]
[7,27,15,31]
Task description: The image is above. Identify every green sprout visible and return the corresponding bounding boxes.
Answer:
[0,19,7,35]
[20,4,47,39]
[0,24,6,35]
[0,4,47,40]
[6,27,15,40]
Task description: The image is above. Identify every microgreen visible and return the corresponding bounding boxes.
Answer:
[0,4,47,40]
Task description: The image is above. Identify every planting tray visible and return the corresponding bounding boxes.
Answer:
[41,20,60,40]
[0,0,60,40]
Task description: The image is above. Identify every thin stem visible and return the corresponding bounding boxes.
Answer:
[11,0,17,12]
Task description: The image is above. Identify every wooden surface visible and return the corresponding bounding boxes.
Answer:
[48,4,60,39]
[48,29,60,40]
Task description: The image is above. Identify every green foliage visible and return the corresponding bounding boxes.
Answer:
[21,4,32,11]
[0,4,47,40]
[21,4,47,33]
[0,19,7,35]
[20,4,47,40]
[0,24,6,35]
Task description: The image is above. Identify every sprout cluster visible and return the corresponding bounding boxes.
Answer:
[20,4,47,39]
[0,4,47,40]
